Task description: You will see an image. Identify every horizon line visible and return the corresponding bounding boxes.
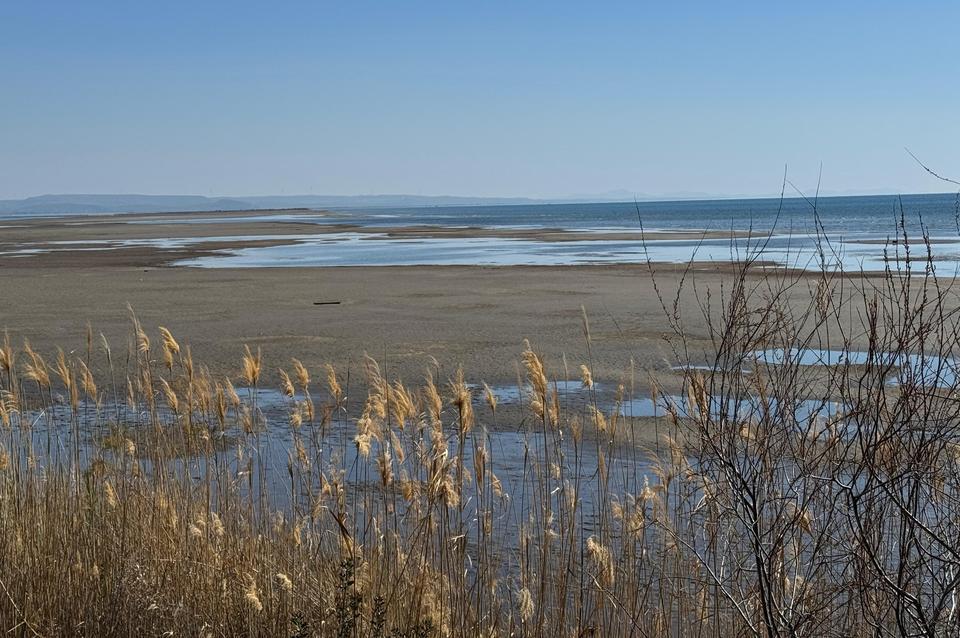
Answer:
[2,188,957,205]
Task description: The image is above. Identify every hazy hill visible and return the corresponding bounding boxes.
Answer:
[0,193,551,216]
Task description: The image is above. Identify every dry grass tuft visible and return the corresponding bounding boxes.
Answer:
[2,223,960,636]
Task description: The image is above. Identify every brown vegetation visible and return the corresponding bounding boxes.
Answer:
[2,225,960,636]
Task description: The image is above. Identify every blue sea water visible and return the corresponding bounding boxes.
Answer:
[120,193,960,237]
[333,193,960,237]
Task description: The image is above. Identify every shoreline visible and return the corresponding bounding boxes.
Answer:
[0,208,939,393]
[0,207,767,268]
[0,207,760,273]
[0,260,893,391]
[5,207,956,273]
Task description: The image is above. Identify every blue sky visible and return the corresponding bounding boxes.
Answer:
[1,2,957,199]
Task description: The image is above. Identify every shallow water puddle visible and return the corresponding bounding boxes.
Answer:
[753,348,960,388]
[7,380,855,520]
[618,394,845,425]
[468,380,598,405]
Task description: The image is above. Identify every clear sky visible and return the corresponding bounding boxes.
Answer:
[1,2,957,200]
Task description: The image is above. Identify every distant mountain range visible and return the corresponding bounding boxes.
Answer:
[0,189,933,217]
[0,193,561,216]
[0,191,758,216]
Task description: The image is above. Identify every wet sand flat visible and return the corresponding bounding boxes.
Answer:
[0,259,694,385]
[0,209,895,393]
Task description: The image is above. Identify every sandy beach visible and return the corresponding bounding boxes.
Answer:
[0,209,872,399]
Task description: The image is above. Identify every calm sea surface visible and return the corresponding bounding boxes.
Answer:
[332,193,960,236]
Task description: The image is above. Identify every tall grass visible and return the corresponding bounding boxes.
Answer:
[3,224,960,635]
